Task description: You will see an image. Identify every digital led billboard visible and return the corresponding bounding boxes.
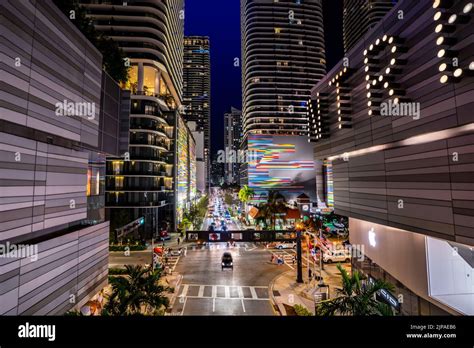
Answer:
[248,134,316,203]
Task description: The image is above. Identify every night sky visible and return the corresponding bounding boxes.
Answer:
[184,0,344,157]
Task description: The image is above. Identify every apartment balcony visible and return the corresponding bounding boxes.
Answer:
[105,191,174,208]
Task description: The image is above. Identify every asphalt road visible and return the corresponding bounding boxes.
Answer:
[170,242,288,315]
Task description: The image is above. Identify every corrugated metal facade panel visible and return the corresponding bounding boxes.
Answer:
[310,0,474,246]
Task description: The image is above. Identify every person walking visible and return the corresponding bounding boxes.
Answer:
[177,237,181,245]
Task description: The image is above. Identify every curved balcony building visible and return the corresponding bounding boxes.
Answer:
[81,0,184,233]
[241,0,326,137]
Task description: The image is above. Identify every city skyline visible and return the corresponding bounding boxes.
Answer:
[185,0,345,155]
[0,0,473,343]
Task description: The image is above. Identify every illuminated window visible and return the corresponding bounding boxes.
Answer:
[274,28,281,34]
[143,66,158,96]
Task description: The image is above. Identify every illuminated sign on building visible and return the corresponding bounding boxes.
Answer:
[248,134,316,202]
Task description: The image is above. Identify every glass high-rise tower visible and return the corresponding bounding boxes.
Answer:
[241,0,326,138]
[343,0,397,53]
[183,36,211,191]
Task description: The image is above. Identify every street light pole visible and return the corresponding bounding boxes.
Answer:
[296,226,303,283]
[306,234,310,280]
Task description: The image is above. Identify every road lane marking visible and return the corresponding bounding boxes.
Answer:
[241,299,246,313]
[198,285,204,297]
[250,287,258,299]
[182,283,267,289]
[212,297,216,312]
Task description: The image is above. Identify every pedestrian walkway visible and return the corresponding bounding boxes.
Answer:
[162,254,180,272]
[269,263,350,315]
[269,250,295,268]
[177,283,269,300]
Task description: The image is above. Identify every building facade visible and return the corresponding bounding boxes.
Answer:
[241,0,326,137]
[0,0,111,315]
[343,0,397,53]
[183,36,211,191]
[187,121,206,194]
[82,0,185,234]
[240,0,326,189]
[224,107,242,184]
[309,0,474,315]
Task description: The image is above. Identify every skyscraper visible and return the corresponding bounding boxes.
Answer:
[241,0,326,138]
[240,0,326,189]
[224,107,242,184]
[343,0,397,53]
[183,36,211,191]
[82,0,186,234]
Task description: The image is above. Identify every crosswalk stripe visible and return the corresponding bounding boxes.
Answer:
[212,285,217,298]
[198,285,204,298]
[238,286,244,299]
[249,287,258,299]
[181,284,189,297]
[225,286,230,298]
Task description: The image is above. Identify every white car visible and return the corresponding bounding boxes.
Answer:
[323,250,351,263]
[274,241,296,249]
[168,248,183,256]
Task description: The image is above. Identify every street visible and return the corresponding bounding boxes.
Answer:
[109,188,350,316]
[169,242,287,315]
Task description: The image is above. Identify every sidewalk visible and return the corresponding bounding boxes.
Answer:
[162,272,183,315]
[269,263,349,315]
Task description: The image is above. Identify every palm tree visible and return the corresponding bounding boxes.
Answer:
[238,185,255,220]
[315,264,395,316]
[259,191,287,230]
[104,265,170,316]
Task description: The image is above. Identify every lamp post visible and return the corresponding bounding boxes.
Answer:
[295,222,304,283]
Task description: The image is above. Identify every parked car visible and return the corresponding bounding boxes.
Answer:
[221,252,233,270]
[169,248,182,256]
[323,250,351,263]
[274,241,296,249]
[332,220,345,229]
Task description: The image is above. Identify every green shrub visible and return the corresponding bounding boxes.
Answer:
[109,267,129,275]
[294,304,313,316]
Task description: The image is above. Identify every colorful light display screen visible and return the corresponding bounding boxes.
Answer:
[177,116,189,223]
[323,160,334,208]
[176,116,197,223]
[248,134,316,203]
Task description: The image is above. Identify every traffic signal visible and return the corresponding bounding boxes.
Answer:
[139,218,145,225]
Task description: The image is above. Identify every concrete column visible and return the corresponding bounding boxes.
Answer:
[155,69,161,97]
[137,62,144,93]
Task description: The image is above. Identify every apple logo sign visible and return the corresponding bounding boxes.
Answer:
[368,228,376,247]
